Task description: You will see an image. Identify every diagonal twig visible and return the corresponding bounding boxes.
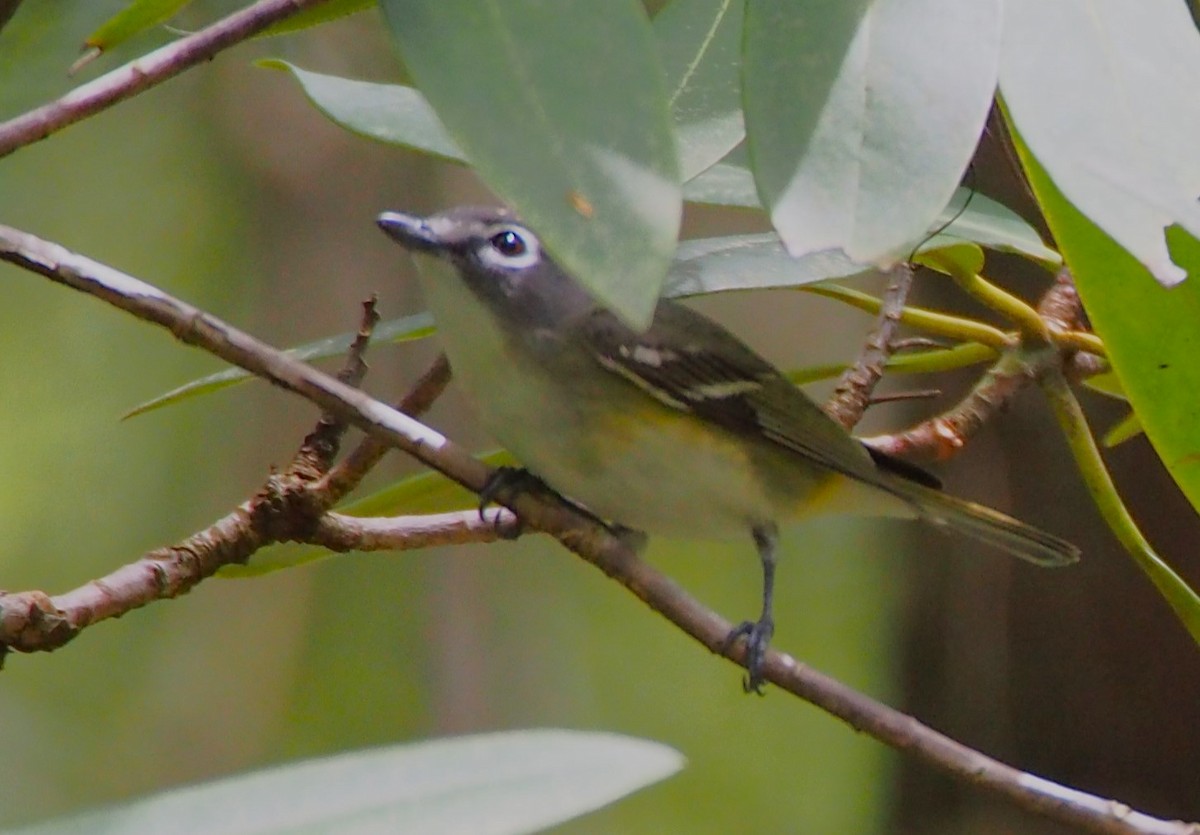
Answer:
[0,0,333,158]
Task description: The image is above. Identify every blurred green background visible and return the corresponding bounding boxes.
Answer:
[1,4,1198,833]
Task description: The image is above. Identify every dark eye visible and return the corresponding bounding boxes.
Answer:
[489,230,527,257]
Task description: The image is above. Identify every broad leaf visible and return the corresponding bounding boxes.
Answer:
[1000,0,1200,287]
[9,731,683,835]
[744,0,1000,264]
[654,0,745,179]
[379,0,681,329]
[262,61,465,161]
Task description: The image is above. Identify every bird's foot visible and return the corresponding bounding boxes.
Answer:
[723,616,775,695]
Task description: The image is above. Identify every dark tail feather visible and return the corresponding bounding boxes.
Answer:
[894,482,1080,567]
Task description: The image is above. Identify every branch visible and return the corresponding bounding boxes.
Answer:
[825,263,914,429]
[863,268,1092,460]
[0,0,333,158]
[0,227,1193,834]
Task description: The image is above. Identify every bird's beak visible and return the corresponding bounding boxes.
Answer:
[376,211,444,254]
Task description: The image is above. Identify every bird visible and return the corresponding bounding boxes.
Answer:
[377,205,1079,691]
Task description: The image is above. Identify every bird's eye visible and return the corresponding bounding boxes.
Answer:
[489,229,527,257]
[479,225,540,270]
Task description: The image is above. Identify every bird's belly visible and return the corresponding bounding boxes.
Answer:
[476,372,820,539]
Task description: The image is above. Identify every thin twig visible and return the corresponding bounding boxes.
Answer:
[825,263,914,429]
[864,268,1089,460]
[318,353,453,502]
[314,509,520,552]
[0,0,332,158]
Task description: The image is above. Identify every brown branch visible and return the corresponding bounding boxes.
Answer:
[318,352,453,502]
[0,0,333,158]
[825,263,914,430]
[864,268,1089,460]
[313,509,520,551]
[0,229,1191,834]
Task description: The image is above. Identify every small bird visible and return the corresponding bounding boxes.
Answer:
[377,206,1079,691]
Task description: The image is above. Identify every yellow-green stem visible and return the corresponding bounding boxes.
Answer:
[1041,370,1200,645]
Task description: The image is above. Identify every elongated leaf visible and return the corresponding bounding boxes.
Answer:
[379,0,681,329]
[125,313,433,419]
[1000,0,1200,287]
[82,0,193,52]
[259,0,374,38]
[655,0,745,179]
[1083,372,1143,447]
[262,61,465,161]
[744,0,1000,264]
[9,731,683,835]
[665,234,872,297]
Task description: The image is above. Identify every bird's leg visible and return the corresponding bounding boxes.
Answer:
[724,522,779,694]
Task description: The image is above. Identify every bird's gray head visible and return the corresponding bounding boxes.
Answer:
[376,206,597,326]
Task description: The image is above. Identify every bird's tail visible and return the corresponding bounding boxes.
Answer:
[891,480,1080,567]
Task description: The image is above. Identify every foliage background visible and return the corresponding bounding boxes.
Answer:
[1,3,1198,832]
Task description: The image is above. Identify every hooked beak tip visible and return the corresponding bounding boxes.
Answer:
[377,211,442,253]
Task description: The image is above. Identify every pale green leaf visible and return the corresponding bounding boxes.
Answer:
[655,0,745,179]
[744,0,1000,264]
[1000,0,1200,287]
[261,60,465,161]
[379,0,681,329]
[7,731,683,835]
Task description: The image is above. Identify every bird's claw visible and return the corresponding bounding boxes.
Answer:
[723,617,775,695]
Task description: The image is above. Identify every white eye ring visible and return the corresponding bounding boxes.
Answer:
[478,225,541,270]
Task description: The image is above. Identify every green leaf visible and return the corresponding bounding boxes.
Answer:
[262,61,466,161]
[914,242,986,279]
[1083,372,1144,447]
[654,0,745,179]
[81,0,193,53]
[1019,146,1200,514]
[125,313,433,419]
[934,190,1060,266]
[664,234,871,298]
[1102,412,1143,448]
[379,0,681,329]
[681,161,1059,262]
[743,0,1000,264]
[8,730,683,835]
[999,0,1200,287]
[258,0,375,38]
[682,160,759,207]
